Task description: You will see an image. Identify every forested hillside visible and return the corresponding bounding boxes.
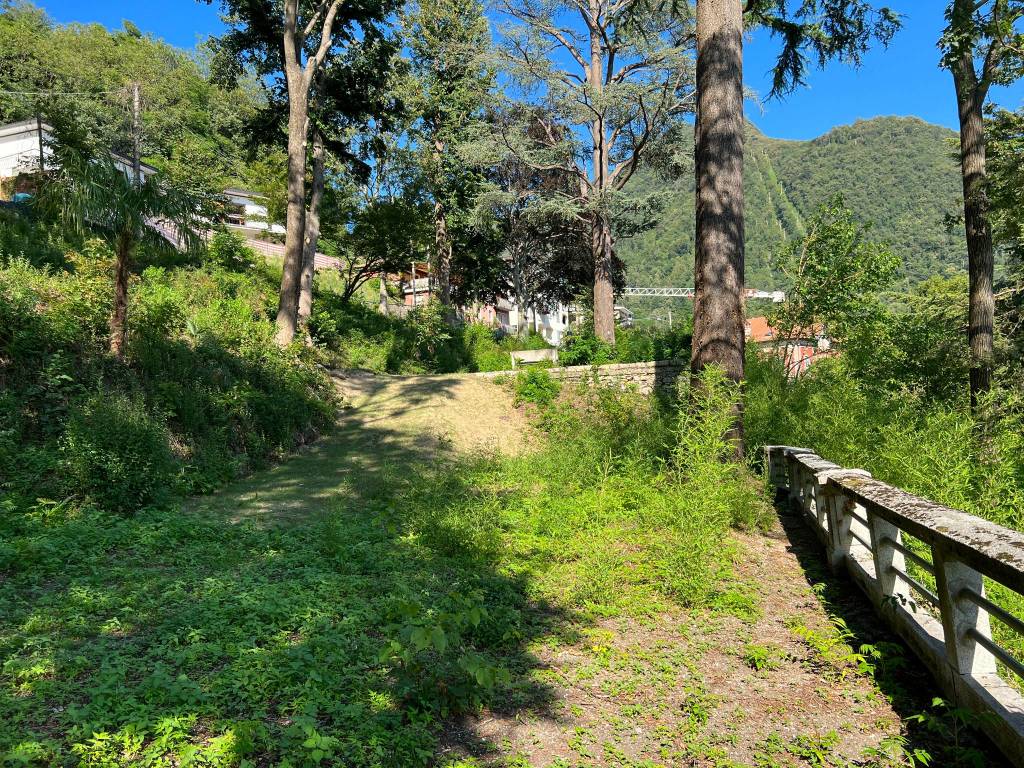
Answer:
[620,117,964,289]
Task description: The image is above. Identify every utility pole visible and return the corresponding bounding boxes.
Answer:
[35,113,45,174]
[668,308,673,330]
[131,82,142,188]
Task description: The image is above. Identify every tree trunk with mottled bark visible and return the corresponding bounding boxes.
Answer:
[109,231,132,359]
[592,213,616,343]
[275,62,310,345]
[691,0,746,453]
[274,0,343,345]
[588,0,615,344]
[297,129,325,327]
[952,53,994,408]
[432,139,453,310]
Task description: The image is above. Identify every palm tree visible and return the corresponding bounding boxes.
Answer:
[35,144,203,359]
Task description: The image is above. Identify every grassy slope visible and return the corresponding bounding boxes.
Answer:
[2,373,1004,767]
[619,117,963,291]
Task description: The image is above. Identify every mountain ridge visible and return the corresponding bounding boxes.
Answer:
[620,116,964,290]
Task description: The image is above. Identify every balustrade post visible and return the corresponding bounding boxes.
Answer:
[933,546,997,676]
[823,487,852,572]
[787,459,801,505]
[867,510,910,603]
[764,447,785,491]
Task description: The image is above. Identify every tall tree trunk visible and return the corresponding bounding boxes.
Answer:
[109,231,132,359]
[692,0,746,453]
[433,205,452,308]
[431,138,453,311]
[298,129,326,327]
[953,58,994,408]
[512,242,528,339]
[588,0,615,344]
[275,81,310,345]
[592,214,616,343]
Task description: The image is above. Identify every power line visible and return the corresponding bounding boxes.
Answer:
[0,89,123,97]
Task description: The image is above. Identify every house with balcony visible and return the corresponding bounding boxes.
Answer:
[222,187,285,237]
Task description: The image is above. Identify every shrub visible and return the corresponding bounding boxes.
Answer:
[463,323,509,372]
[513,373,769,610]
[513,368,560,407]
[206,229,258,271]
[62,392,176,512]
[559,325,614,366]
[0,256,335,512]
[559,321,691,366]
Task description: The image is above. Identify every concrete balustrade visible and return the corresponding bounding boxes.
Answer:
[477,359,687,395]
[766,446,1024,766]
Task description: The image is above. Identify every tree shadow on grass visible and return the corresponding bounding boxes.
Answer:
[771,491,1010,766]
[0,387,578,766]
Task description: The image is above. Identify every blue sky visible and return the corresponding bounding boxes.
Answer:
[35,0,1024,141]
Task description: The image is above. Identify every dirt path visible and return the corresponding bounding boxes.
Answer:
[187,371,532,525]
[439,504,1001,767]
[333,370,535,457]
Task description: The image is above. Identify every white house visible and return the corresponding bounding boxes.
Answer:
[222,187,286,236]
[0,119,158,195]
[495,297,579,347]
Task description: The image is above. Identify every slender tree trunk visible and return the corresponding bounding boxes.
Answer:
[109,231,132,359]
[692,0,745,453]
[588,0,615,344]
[298,129,325,327]
[593,214,616,343]
[433,199,452,307]
[952,59,994,408]
[512,242,529,339]
[432,138,453,311]
[379,271,388,314]
[275,76,310,345]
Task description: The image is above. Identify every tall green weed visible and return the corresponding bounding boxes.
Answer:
[0,250,335,512]
[745,352,1024,531]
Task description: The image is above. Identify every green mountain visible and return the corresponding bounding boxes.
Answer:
[619,117,964,291]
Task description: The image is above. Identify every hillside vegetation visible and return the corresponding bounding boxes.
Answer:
[620,117,964,289]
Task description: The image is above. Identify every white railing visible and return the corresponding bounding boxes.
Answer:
[765,446,1024,766]
[623,286,786,302]
[237,235,341,271]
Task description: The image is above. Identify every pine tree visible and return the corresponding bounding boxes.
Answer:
[404,0,494,313]
[494,0,696,343]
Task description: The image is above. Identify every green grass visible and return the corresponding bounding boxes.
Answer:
[0,375,769,766]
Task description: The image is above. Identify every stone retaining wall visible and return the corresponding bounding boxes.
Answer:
[478,359,687,395]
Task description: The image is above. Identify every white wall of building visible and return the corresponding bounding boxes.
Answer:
[501,302,575,347]
[0,121,51,178]
[0,119,157,188]
[224,189,286,235]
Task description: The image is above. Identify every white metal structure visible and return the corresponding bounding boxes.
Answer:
[624,286,785,302]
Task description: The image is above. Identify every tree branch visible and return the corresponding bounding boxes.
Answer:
[306,0,345,78]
